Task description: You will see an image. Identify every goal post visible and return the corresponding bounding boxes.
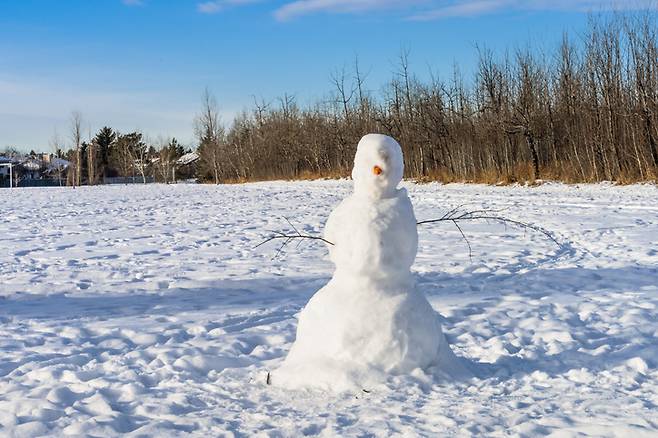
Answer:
[0,163,14,188]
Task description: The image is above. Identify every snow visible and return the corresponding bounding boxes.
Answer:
[20,159,41,171]
[176,152,199,166]
[1,180,657,436]
[276,134,465,391]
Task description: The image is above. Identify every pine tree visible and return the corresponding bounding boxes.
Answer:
[93,127,116,179]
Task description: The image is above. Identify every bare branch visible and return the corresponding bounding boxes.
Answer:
[417,208,561,248]
[257,209,560,261]
[255,217,334,258]
[450,219,473,261]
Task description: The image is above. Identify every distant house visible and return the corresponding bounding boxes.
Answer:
[174,152,199,181]
[0,153,70,187]
[21,159,42,179]
[43,157,70,184]
[176,152,200,166]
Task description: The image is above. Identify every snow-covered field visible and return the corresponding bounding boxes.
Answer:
[1,180,657,437]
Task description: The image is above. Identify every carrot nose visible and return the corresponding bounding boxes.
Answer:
[373,165,383,175]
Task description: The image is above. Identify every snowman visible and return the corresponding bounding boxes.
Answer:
[274,134,465,392]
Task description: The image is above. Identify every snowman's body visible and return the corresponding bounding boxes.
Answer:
[275,134,462,391]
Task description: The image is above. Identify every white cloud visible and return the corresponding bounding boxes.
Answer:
[122,0,145,6]
[197,1,224,14]
[273,0,416,21]
[409,0,658,21]
[194,0,657,20]
[269,0,657,21]
[197,0,262,14]
[408,0,511,20]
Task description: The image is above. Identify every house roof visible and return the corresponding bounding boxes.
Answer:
[48,157,71,169]
[21,159,42,170]
[177,152,199,166]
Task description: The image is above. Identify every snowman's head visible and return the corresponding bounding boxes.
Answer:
[351,134,404,199]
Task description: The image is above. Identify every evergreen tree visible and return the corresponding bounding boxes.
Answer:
[93,127,116,178]
[168,138,185,158]
[80,142,89,184]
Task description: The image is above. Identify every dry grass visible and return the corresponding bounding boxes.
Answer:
[205,162,657,186]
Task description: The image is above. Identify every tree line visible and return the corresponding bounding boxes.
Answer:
[58,119,191,185]
[195,12,658,184]
[54,12,657,186]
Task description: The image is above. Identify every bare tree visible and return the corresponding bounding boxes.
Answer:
[87,141,96,185]
[155,137,172,183]
[193,11,657,184]
[195,88,225,184]
[49,130,65,186]
[70,112,83,186]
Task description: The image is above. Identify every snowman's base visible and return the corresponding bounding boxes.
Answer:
[271,336,470,393]
[272,272,469,392]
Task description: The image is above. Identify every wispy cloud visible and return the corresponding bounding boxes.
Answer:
[122,0,145,6]
[410,0,658,21]
[408,0,511,21]
[197,0,262,15]
[193,0,658,20]
[273,0,658,21]
[197,1,223,14]
[273,0,419,21]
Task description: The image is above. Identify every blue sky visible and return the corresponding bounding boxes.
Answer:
[0,0,654,152]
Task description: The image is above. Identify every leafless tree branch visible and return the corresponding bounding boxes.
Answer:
[256,208,560,260]
[417,208,561,248]
[255,217,334,258]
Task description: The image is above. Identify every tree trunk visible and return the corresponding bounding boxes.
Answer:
[526,133,540,180]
